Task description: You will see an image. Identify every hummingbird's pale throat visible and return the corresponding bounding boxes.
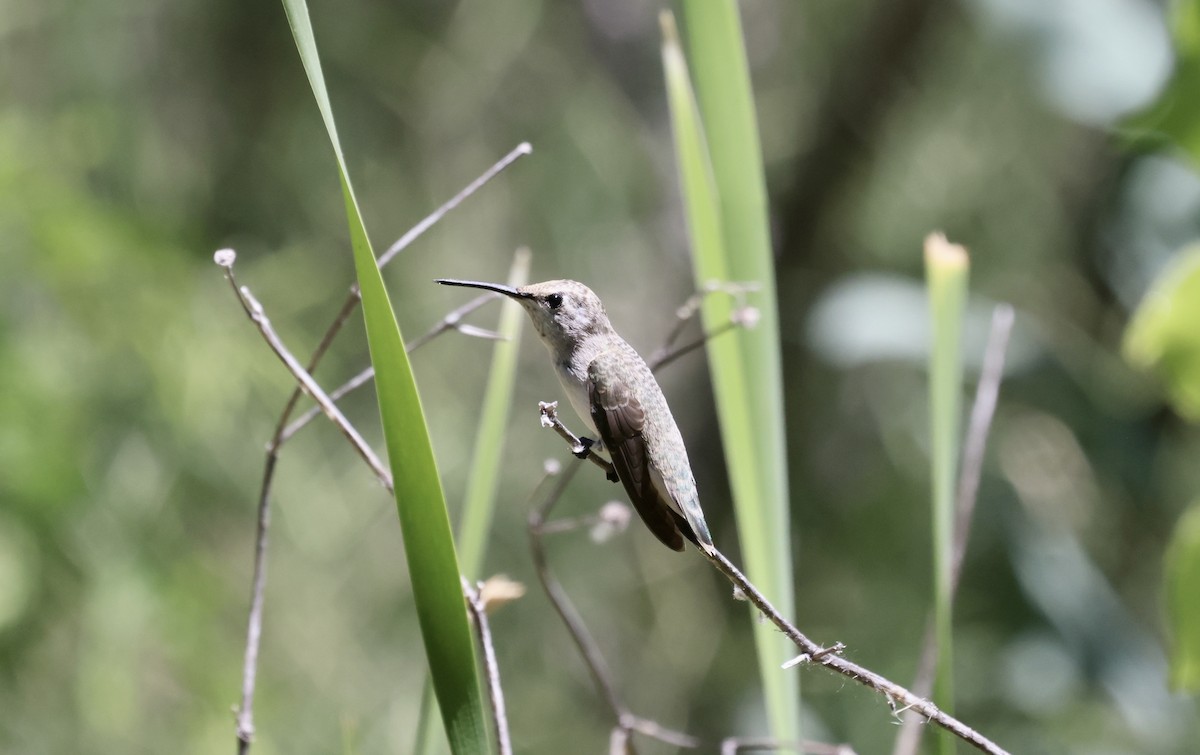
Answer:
[438,277,715,554]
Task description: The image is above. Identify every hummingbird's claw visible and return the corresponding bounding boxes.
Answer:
[605,469,619,483]
[573,436,596,460]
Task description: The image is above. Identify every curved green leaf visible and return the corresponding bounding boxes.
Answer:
[661,9,799,743]
[280,0,490,751]
[1124,244,1200,421]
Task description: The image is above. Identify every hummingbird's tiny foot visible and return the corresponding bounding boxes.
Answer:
[573,436,596,460]
[605,469,619,483]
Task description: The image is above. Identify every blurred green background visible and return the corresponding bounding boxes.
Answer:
[3,0,1199,752]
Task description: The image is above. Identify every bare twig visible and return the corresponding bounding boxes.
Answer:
[376,143,531,270]
[537,402,618,479]
[219,250,386,753]
[891,304,1015,755]
[225,142,531,754]
[219,254,393,489]
[527,462,699,753]
[712,550,1008,755]
[951,304,1015,583]
[647,281,761,371]
[528,462,625,721]
[279,292,500,443]
[462,578,513,755]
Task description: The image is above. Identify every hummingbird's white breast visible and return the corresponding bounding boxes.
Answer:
[554,358,598,435]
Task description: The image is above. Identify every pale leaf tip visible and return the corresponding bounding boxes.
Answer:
[659,9,679,43]
[924,232,969,270]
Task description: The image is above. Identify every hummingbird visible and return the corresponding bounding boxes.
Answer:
[437,278,715,555]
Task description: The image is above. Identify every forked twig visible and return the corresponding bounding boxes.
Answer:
[647,281,760,371]
[218,253,392,489]
[527,462,699,753]
[225,143,531,753]
[279,292,500,443]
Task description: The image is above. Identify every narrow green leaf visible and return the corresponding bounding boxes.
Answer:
[279,1,490,751]
[458,247,532,578]
[665,6,800,742]
[415,247,531,755]
[1166,502,1200,691]
[1123,244,1200,421]
[924,233,969,755]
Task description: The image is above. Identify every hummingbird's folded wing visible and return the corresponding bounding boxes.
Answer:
[588,361,686,552]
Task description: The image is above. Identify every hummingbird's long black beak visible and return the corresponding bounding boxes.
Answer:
[436,278,532,299]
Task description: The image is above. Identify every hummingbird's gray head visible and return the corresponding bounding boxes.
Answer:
[436,278,613,354]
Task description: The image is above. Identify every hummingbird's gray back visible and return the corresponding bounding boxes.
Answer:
[586,334,712,552]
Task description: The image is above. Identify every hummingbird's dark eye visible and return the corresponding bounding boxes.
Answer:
[546,293,563,310]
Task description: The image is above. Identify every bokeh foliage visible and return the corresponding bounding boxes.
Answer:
[2,0,1199,753]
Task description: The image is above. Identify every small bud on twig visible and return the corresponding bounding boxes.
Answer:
[214,248,237,268]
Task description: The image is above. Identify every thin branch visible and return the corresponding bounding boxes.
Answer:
[891,304,1015,755]
[951,304,1015,583]
[279,292,500,443]
[219,256,392,488]
[647,281,760,371]
[376,143,531,270]
[709,550,1009,755]
[463,578,513,755]
[538,402,618,479]
[527,462,699,752]
[649,321,740,372]
[224,143,529,754]
[528,462,626,721]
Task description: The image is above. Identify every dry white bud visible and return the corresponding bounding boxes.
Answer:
[733,306,761,329]
[478,574,526,614]
[590,501,632,543]
[213,248,237,268]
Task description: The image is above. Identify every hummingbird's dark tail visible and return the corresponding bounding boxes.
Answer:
[671,511,711,554]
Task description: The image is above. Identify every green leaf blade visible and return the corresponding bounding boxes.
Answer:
[924,234,969,755]
[1124,244,1200,421]
[281,1,491,751]
[661,9,800,744]
[1166,502,1200,691]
